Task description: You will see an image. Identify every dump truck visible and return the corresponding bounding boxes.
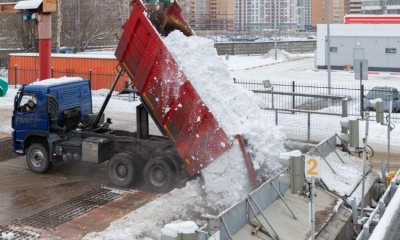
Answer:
[11,0,232,192]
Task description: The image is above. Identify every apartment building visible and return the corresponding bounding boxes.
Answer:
[312,0,350,30]
[362,0,400,14]
[181,0,234,30]
[235,0,297,30]
[350,0,362,13]
[303,0,312,30]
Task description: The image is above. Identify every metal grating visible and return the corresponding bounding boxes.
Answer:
[14,188,121,230]
[0,226,38,239]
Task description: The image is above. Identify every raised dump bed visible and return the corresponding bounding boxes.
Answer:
[115,0,231,176]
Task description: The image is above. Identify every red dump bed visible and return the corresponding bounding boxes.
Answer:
[115,0,231,176]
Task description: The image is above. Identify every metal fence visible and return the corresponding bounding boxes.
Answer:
[0,68,7,80]
[233,79,400,143]
[1,68,138,101]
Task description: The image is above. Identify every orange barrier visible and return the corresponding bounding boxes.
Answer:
[8,54,130,91]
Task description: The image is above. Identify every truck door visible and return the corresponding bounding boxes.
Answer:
[13,93,48,145]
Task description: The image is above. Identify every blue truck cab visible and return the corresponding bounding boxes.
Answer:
[12,77,92,172]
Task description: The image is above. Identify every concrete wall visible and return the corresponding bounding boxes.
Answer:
[317,24,400,71]
[214,40,317,55]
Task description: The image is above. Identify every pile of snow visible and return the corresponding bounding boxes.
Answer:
[321,149,371,196]
[161,221,198,238]
[262,49,291,61]
[261,49,307,61]
[164,31,286,207]
[1,232,15,240]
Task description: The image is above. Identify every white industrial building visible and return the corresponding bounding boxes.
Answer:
[316,24,400,71]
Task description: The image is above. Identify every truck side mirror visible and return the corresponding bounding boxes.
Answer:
[46,94,59,119]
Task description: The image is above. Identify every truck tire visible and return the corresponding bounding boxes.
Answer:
[107,153,136,187]
[26,143,51,173]
[143,157,174,193]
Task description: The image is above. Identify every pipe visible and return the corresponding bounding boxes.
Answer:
[359,217,379,226]
[361,113,370,218]
[251,224,261,235]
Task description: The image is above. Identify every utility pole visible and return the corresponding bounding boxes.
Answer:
[326,0,332,106]
[56,0,63,53]
[117,0,124,24]
[77,0,81,52]
[387,94,391,172]
[361,112,370,219]
[274,0,277,60]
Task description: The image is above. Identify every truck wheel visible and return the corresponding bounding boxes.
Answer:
[108,153,136,187]
[26,143,51,173]
[143,157,174,193]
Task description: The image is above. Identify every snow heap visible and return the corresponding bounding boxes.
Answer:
[160,221,198,238]
[261,48,305,61]
[1,232,15,240]
[164,31,286,207]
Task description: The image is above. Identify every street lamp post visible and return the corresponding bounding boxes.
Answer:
[327,0,332,105]
[274,0,277,60]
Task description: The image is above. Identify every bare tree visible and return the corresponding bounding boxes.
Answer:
[60,0,123,51]
[56,0,64,53]
[8,13,38,51]
[0,0,126,55]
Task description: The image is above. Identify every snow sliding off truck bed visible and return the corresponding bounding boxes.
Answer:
[115,0,231,176]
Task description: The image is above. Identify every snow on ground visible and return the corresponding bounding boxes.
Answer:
[225,49,314,71]
[84,180,208,240]
[321,150,371,196]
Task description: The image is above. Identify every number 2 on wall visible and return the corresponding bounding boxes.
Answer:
[307,158,318,176]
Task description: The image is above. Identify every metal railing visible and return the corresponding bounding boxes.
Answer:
[356,168,400,240]
[202,170,290,240]
[234,79,400,122]
[199,134,344,240]
[252,89,348,143]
